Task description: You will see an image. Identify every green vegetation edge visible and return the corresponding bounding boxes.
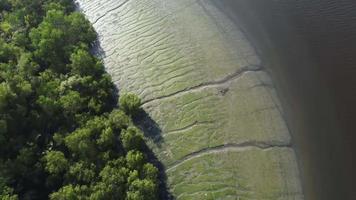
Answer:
[0,0,160,199]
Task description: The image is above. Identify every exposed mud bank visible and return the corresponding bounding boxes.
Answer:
[211,1,356,199]
[76,0,304,199]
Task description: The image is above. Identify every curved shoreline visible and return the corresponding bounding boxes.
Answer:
[76,0,303,199]
[211,1,356,199]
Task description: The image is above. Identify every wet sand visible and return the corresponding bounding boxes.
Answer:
[76,0,303,199]
[211,1,356,199]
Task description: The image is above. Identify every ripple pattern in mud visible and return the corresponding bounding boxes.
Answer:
[76,0,303,199]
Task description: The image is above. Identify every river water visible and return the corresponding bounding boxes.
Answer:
[211,1,356,200]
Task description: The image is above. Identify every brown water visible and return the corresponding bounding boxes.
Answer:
[211,1,356,200]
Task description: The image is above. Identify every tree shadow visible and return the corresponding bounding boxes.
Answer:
[133,109,164,147]
[91,39,106,59]
[133,109,174,199]
[93,37,174,200]
[143,143,174,200]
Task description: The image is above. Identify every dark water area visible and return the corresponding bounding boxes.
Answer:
[211,1,356,200]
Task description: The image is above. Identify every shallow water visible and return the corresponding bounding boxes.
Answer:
[211,1,356,199]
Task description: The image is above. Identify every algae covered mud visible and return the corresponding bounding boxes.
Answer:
[75,0,303,199]
[212,1,356,200]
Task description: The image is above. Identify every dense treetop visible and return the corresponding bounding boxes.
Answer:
[0,0,159,199]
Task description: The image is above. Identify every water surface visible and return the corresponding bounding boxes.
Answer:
[212,1,356,199]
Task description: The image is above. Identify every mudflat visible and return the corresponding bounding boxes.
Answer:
[76,0,303,199]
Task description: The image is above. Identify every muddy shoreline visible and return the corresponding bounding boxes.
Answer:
[76,0,304,198]
[211,1,356,199]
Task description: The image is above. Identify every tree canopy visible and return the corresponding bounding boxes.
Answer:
[0,1,159,199]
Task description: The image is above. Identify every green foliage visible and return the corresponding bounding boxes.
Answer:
[0,189,18,200]
[127,179,157,200]
[0,177,18,200]
[142,163,159,181]
[64,127,97,159]
[70,48,103,77]
[97,127,115,149]
[126,150,145,171]
[0,1,159,199]
[97,160,129,198]
[49,185,77,200]
[107,109,131,130]
[44,151,68,174]
[119,93,141,116]
[49,184,89,200]
[121,127,145,151]
[68,161,96,184]
[59,90,84,113]
[0,82,15,110]
[29,9,96,72]
[0,39,19,62]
